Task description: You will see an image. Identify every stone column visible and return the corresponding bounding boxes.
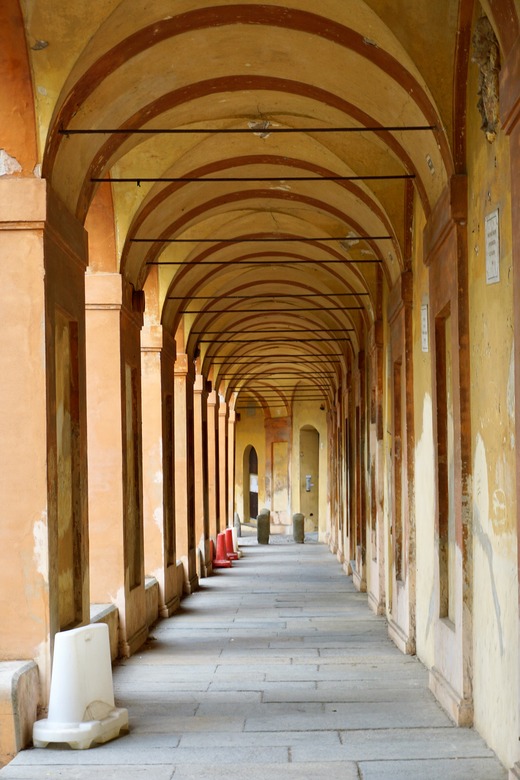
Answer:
[218,400,229,529]
[207,390,220,540]
[0,178,89,695]
[85,272,148,658]
[193,375,212,576]
[174,354,198,594]
[141,323,179,616]
[227,409,237,530]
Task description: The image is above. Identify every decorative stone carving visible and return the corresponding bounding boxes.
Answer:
[472,16,501,143]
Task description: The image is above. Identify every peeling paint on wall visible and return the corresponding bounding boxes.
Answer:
[414,394,436,666]
[507,343,515,433]
[35,637,51,700]
[33,513,49,583]
[153,507,163,531]
[0,149,22,176]
[473,433,503,655]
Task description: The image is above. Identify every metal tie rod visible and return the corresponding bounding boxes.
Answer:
[134,236,391,243]
[61,125,436,135]
[92,174,415,183]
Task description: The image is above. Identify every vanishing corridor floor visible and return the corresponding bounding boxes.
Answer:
[0,540,507,779]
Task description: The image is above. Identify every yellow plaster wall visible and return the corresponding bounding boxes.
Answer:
[465,51,518,765]
[234,400,328,537]
[292,401,329,539]
[411,203,436,669]
[234,404,267,523]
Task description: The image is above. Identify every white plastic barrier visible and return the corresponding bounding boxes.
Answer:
[33,623,128,750]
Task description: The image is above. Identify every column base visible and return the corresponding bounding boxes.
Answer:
[509,762,520,779]
[184,573,199,595]
[352,568,367,593]
[119,623,148,659]
[368,589,385,616]
[0,661,39,764]
[429,665,473,726]
[342,559,353,576]
[387,616,415,654]
[159,594,180,618]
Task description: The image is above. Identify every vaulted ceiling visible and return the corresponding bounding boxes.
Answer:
[21,0,469,413]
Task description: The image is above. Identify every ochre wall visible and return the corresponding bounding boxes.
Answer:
[235,400,328,536]
[465,41,518,763]
[234,404,267,523]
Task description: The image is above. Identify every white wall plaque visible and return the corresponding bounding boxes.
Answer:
[421,303,429,353]
[485,209,500,284]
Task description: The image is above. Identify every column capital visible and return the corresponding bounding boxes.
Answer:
[0,178,87,272]
[174,352,195,382]
[141,324,164,352]
[85,274,143,327]
[0,177,47,226]
[85,272,123,310]
[207,389,218,407]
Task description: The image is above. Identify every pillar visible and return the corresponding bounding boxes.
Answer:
[227,408,237,529]
[0,179,89,694]
[193,375,212,576]
[85,272,148,657]
[218,399,229,528]
[174,354,198,594]
[423,175,472,726]
[141,323,179,616]
[367,318,386,615]
[207,390,220,539]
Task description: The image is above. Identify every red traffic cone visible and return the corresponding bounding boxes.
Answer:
[213,532,232,568]
[225,528,239,560]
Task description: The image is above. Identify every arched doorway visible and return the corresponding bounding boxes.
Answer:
[243,445,259,521]
[299,426,319,532]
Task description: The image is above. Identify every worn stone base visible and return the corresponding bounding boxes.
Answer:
[160,593,180,618]
[342,559,353,576]
[184,573,199,595]
[368,589,385,616]
[0,661,39,766]
[145,577,160,628]
[509,761,520,779]
[429,665,473,726]
[387,616,415,654]
[120,623,149,659]
[196,547,208,579]
[352,568,367,593]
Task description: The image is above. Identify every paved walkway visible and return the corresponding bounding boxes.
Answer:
[1,540,507,779]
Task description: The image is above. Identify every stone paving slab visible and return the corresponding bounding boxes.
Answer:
[358,757,506,779]
[178,729,342,748]
[0,542,508,780]
[170,762,361,779]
